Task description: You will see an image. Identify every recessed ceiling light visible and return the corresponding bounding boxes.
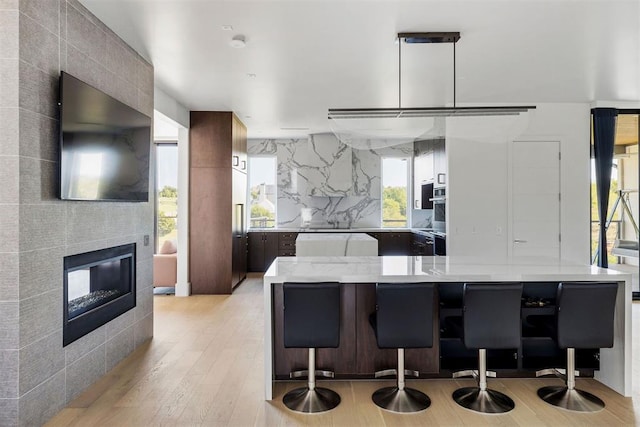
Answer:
[245,115,252,119]
[247,73,256,78]
[280,127,310,131]
[221,25,233,31]
[229,35,246,48]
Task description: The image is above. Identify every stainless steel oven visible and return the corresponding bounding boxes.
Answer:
[431,188,446,232]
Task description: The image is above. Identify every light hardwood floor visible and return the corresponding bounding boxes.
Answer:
[47,274,639,426]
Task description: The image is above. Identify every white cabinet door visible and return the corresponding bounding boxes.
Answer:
[413,152,433,209]
[509,140,560,258]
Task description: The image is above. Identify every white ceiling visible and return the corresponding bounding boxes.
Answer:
[81,0,640,139]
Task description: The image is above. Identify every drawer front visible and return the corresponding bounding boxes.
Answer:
[278,232,297,256]
[278,232,298,242]
[279,241,296,250]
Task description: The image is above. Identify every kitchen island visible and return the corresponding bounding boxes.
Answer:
[263,256,632,400]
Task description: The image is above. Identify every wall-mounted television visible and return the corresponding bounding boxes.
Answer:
[59,71,151,202]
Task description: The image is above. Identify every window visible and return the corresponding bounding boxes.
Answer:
[590,158,620,265]
[155,143,178,251]
[248,157,277,228]
[382,158,409,228]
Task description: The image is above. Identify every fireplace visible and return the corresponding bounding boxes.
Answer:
[63,243,136,346]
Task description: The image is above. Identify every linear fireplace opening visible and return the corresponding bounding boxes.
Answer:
[63,243,136,346]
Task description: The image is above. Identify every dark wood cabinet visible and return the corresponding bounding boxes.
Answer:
[272,283,357,377]
[278,232,298,257]
[412,233,434,256]
[379,232,412,255]
[232,116,247,172]
[189,111,247,294]
[272,283,438,378]
[248,232,279,272]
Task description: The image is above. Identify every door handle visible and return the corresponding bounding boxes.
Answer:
[513,239,528,243]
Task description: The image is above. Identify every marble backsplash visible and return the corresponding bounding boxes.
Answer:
[248,134,432,228]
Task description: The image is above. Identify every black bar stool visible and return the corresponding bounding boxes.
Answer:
[369,282,435,413]
[452,282,522,414]
[536,282,618,412]
[282,282,341,413]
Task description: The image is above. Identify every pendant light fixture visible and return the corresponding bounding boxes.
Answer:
[327,32,536,149]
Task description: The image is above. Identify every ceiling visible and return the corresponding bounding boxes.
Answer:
[80,0,640,139]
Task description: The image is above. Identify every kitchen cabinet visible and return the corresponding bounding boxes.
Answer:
[412,233,434,256]
[248,232,279,272]
[367,231,412,255]
[433,138,446,189]
[379,232,412,255]
[272,283,438,378]
[189,111,248,294]
[278,232,298,256]
[232,168,247,287]
[413,139,440,209]
[232,116,247,172]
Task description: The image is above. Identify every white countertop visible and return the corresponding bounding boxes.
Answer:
[264,255,630,284]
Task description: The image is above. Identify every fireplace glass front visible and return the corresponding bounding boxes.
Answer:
[63,243,136,346]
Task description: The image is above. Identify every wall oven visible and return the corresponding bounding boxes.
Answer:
[431,187,446,232]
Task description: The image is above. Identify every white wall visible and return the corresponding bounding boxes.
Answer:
[153,90,191,295]
[154,87,189,128]
[447,103,591,262]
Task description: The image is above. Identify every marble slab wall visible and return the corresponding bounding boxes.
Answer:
[0,2,154,425]
[249,134,429,228]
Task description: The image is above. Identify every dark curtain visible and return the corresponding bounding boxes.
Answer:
[592,108,618,268]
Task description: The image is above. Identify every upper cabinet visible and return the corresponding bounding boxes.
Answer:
[413,138,446,209]
[232,115,248,172]
[433,139,446,189]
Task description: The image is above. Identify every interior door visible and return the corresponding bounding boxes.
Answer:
[509,141,560,258]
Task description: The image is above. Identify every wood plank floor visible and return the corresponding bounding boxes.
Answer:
[47,274,639,426]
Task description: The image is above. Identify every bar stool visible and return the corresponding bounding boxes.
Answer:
[369,282,435,413]
[452,282,523,414]
[282,282,341,413]
[536,282,618,412]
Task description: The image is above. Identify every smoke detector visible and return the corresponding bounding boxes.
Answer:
[229,35,246,48]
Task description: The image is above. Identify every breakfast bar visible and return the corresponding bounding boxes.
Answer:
[263,256,632,400]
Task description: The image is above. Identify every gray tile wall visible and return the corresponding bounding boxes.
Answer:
[0,1,154,425]
[0,1,19,425]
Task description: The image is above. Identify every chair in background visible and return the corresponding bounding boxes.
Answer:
[153,239,177,290]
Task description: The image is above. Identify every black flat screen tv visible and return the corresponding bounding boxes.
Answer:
[59,72,151,202]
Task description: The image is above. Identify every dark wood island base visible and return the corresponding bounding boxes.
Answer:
[272,282,601,380]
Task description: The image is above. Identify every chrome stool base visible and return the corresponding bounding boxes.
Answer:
[452,387,515,414]
[537,386,605,412]
[283,387,341,413]
[372,386,431,413]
